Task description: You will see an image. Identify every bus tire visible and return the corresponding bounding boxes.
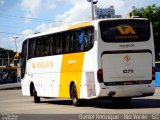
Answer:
[33,86,40,103]
[71,84,81,106]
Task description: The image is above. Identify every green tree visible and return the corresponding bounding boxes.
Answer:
[0,47,16,66]
[130,4,160,61]
[0,47,15,58]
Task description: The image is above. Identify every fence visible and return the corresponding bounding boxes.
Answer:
[0,58,15,66]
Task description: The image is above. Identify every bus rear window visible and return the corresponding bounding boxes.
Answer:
[99,19,150,42]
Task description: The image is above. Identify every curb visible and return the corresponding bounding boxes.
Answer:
[0,83,21,90]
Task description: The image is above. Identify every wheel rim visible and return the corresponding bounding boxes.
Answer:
[71,85,77,104]
[33,88,36,97]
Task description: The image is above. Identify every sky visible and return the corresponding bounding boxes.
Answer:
[0,0,160,52]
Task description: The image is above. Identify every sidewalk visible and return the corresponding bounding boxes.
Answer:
[0,83,21,90]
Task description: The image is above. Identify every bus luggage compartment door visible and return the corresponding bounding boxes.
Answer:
[101,51,152,83]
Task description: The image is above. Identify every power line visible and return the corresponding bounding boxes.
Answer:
[0,13,53,23]
[0,25,31,31]
[0,13,71,24]
[0,31,26,36]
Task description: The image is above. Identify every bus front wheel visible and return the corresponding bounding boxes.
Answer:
[33,86,40,103]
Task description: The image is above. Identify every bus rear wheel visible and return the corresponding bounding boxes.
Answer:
[33,86,40,103]
[71,84,81,106]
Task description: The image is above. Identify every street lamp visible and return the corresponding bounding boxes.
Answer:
[87,0,98,20]
[13,36,18,52]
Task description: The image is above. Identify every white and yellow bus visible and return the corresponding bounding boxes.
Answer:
[21,18,155,106]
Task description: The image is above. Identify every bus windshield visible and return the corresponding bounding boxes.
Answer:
[99,19,150,42]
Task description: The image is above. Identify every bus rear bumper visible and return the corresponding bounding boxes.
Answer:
[98,83,155,98]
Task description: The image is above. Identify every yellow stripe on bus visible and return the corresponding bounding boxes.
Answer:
[59,52,85,98]
[68,22,92,30]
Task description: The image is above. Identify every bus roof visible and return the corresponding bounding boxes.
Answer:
[26,21,93,39]
[25,18,149,40]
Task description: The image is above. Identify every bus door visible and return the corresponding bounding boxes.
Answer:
[21,40,31,95]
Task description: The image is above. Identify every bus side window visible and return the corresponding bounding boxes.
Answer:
[43,36,52,56]
[35,37,43,57]
[47,36,53,55]
[85,28,94,51]
[74,27,93,52]
[41,37,46,56]
[21,40,27,79]
[55,34,62,55]
[70,31,75,53]
[65,33,70,53]
[78,29,86,51]
[28,39,36,59]
[51,34,56,55]
[74,31,80,52]
[22,40,27,57]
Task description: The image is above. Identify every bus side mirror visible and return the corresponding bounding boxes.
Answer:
[18,53,24,58]
[14,52,22,59]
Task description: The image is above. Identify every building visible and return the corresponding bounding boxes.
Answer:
[95,5,122,19]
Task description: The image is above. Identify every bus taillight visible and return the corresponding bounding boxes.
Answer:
[97,69,103,82]
[152,67,155,80]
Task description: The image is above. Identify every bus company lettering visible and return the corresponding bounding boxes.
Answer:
[116,25,138,39]
[115,35,138,39]
[32,61,54,69]
[119,44,135,48]
[68,60,77,65]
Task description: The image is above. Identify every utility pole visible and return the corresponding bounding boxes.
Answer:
[7,50,10,66]
[13,36,19,83]
[87,0,98,20]
[91,0,94,20]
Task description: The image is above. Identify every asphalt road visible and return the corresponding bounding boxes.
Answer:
[0,88,160,115]
[0,88,160,114]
